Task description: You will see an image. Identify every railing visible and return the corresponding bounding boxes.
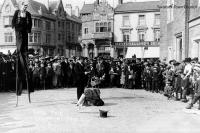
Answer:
[114,41,160,47]
[92,32,113,39]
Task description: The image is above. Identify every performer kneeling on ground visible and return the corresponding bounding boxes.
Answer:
[77,88,104,106]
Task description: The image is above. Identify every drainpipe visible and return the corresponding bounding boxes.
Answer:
[185,0,190,58]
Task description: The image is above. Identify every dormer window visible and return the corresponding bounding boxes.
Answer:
[5,5,11,13]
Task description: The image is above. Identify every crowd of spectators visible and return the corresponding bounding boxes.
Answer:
[1,53,200,109]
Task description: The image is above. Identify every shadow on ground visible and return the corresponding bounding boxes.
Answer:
[103,96,145,100]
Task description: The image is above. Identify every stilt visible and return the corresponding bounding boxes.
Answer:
[16,58,19,107]
[44,79,46,90]
[25,72,31,103]
[16,95,18,107]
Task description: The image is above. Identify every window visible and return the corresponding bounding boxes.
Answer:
[108,22,111,32]
[72,33,74,42]
[138,30,145,42]
[46,33,51,43]
[99,22,107,32]
[138,15,145,26]
[66,22,70,31]
[155,14,160,25]
[84,28,88,34]
[29,33,33,42]
[95,22,111,32]
[96,23,100,32]
[123,31,130,42]
[68,34,71,42]
[72,23,75,31]
[58,33,61,41]
[32,18,42,28]
[34,19,37,27]
[4,16,12,27]
[34,33,40,43]
[5,5,11,13]
[98,47,105,53]
[46,21,51,30]
[154,30,160,41]
[28,32,41,43]
[123,16,130,27]
[62,33,65,42]
[4,32,13,42]
[62,21,64,29]
[105,47,111,51]
[58,21,61,28]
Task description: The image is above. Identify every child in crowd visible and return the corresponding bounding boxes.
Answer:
[163,65,174,99]
[186,64,200,109]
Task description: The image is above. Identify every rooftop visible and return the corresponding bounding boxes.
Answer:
[80,4,95,14]
[115,1,160,13]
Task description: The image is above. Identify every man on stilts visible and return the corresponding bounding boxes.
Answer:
[12,0,33,106]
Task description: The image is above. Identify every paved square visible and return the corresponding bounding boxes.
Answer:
[0,88,200,133]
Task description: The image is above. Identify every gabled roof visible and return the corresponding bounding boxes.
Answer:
[80,4,94,14]
[0,0,17,12]
[115,1,160,13]
[27,0,49,15]
[11,0,18,6]
[71,15,82,23]
[49,0,59,12]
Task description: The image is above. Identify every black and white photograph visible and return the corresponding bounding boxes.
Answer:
[0,0,200,132]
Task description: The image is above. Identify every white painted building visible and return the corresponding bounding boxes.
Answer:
[114,0,160,58]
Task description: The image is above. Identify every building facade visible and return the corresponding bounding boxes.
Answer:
[0,0,81,57]
[114,0,160,59]
[188,0,200,59]
[160,0,190,62]
[80,0,114,58]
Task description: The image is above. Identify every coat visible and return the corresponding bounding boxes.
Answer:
[74,62,86,86]
[12,10,32,33]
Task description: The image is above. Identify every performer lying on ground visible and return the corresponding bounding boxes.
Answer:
[77,88,104,106]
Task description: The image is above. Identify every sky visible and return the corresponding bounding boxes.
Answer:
[0,0,157,10]
[58,0,157,10]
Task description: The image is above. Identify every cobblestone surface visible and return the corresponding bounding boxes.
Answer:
[0,88,200,133]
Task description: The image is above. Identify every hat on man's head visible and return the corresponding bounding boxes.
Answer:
[191,57,198,63]
[77,56,84,61]
[184,58,191,63]
[174,61,180,66]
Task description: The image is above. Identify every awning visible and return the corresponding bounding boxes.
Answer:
[0,48,16,54]
[125,47,160,58]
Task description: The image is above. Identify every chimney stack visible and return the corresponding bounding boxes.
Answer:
[75,6,79,17]
[118,0,123,5]
[65,4,72,16]
[43,0,49,10]
[96,0,99,5]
